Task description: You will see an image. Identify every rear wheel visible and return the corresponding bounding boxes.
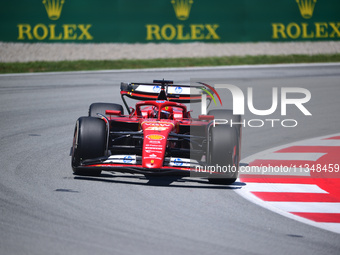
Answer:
[71,117,107,176]
[89,102,124,117]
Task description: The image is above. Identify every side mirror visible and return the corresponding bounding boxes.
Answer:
[198,115,214,121]
[105,110,121,116]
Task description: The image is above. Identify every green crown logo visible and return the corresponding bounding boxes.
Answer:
[42,0,65,20]
[296,0,317,19]
[171,0,193,21]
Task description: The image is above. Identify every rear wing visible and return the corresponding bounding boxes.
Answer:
[120,79,221,108]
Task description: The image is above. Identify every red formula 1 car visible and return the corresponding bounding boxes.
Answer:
[71,80,241,184]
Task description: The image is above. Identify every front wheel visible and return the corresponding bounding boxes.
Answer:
[71,117,107,176]
[208,124,240,185]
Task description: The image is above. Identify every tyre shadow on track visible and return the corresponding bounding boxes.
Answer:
[73,173,245,189]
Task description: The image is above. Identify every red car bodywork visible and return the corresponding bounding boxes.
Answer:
[84,100,213,175]
[72,80,240,181]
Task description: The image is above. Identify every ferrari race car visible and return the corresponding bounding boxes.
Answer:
[71,80,241,184]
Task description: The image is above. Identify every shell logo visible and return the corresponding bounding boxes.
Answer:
[146,134,165,140]
[146,127,168,131]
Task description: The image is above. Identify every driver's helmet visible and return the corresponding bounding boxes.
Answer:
[148,107,158,118]
[160,106,173,119]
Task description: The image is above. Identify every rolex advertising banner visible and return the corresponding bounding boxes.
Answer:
[0,0,339,43]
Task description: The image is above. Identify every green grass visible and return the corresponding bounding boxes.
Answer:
[1,54,340,74]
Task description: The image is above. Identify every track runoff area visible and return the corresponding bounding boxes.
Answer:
[193,82,340,234]
[236,133,340,234]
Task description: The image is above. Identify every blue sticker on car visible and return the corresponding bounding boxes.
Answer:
[174,158,183,166]
[153,86,161,93]
[175,87,183,94]
[123,156,133,163]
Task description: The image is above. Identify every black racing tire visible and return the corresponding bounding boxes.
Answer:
[71,117,107,176]
[208,124,240,185]
[208,109,241,134]
[89,102,124,117]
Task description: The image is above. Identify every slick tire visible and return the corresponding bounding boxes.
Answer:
[71,117,107,176]
[208,123,239,185]
[208,109,241,135]
[89,102,124,117]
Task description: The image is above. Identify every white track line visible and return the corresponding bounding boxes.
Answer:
[257,152,326,161]
[1,63,340,77]
[293,139,340,147]
[267,202,340,213]
[319,223,340,233]
[241,183,328,193]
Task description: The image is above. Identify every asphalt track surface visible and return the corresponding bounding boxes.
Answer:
[0,64,340,255]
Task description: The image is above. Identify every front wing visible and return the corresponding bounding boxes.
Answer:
[77,155,202,176]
